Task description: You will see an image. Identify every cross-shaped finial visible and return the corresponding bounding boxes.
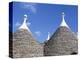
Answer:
[62,12,65,17]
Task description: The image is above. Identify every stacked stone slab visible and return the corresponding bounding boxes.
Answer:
[9,29,43,58]
[9,13,78,58]
[44,26,78,56]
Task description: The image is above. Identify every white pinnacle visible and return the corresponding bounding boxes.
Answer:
[47,32,50,40]
[19,14,30,32]
[60,12,69,28]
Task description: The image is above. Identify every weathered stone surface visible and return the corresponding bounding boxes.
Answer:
[9,26,78,58]
[44,26,78,56]
[9,29,43,58]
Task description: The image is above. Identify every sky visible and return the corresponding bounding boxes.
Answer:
[10,2,78,43]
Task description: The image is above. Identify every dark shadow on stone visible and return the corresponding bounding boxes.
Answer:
[43,41,49,56]
[71,52,77,55]
[9,32,13,58]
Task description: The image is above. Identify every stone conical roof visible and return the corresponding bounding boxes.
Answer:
[9,15,43,58]
[44,12,78,56]
[44,26,78,56]
[12,29,43,58]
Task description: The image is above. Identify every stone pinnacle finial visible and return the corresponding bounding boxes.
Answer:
[19,14,30,32]
[60,12,69,28]
[47,32,50,40]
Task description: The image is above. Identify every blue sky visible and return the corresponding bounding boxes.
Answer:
[10,2,78,43]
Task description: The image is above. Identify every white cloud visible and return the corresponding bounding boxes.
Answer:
[15,22,21,27]
[27,22,31,26]
[22,3,37,13]
[35,31,41,36]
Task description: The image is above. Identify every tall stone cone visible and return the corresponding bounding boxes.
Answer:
[44,26,78,56]
[13,30,43,58]
[44,12,78,56]
[9,15,43,58]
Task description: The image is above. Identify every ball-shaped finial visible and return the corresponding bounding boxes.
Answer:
[24,14,28,18]
[62,12,64,14]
